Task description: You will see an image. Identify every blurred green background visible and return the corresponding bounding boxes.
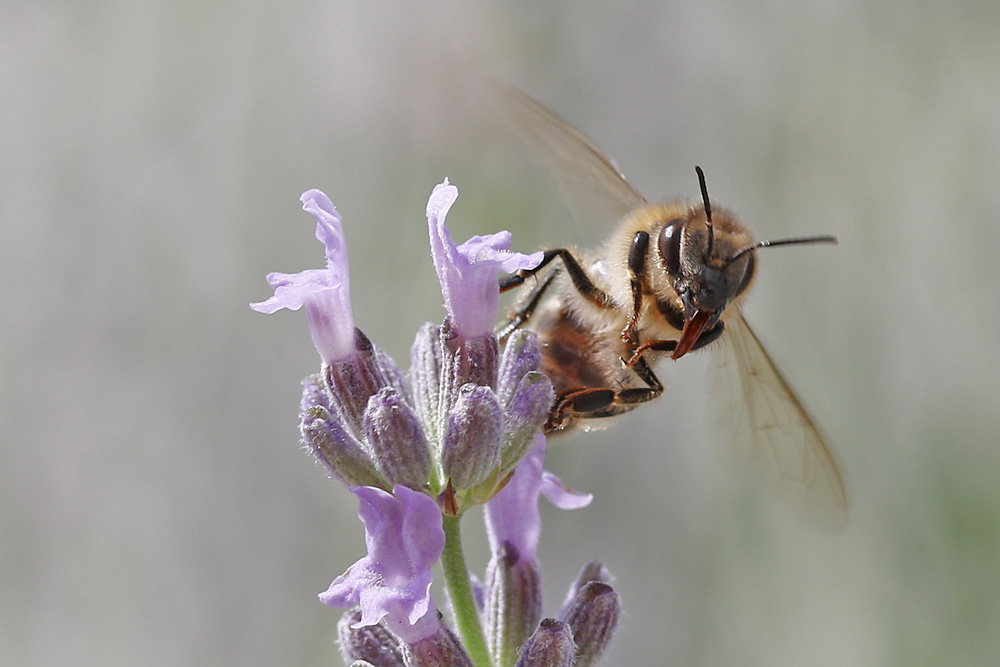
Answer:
[4,1,999,665]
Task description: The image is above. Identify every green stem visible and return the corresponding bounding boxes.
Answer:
[441,514,492,667]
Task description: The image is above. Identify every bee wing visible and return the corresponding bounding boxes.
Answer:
[710,312,848,529]
[493,84,646,229]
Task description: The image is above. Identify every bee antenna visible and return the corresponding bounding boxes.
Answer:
[728,235,839,264]
[695,166,714,257]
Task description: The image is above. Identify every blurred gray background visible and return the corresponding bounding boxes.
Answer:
[3,1,999,665]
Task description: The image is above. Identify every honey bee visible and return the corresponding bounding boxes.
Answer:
[495,86,847,528]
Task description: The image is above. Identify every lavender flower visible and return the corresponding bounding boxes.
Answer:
[485,437,592,563]
[427,179,543,340]
[251,190,355,364]
[409,182,551,514]
[483,437,592,666]
[320,485,444,644]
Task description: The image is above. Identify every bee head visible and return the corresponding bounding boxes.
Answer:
[657,167,837,359]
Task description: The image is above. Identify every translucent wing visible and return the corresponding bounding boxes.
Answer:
[710,312,848,529]
[493,84,646,229]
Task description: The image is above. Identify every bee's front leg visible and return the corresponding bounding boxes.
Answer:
[621,321,726,368]
[497,272,557,341]
[499,248,612,307]
[620,230,650,346]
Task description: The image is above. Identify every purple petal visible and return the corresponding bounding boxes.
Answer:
[485,437,545,561]
[302,189,349,275]
[485,437,592,562]
[426,179,544,339]
[540,471,592,510]
[250,190,356,363]
[249,268,332,314]
[320,485,444,644]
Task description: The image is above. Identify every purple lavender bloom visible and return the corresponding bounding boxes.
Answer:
[483,436,592,664]
[485,436,591,562]
[251,190,356,364]
[426,179,543,339]
[320,485,445,644]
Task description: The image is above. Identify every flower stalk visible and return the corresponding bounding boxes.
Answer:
[441,514,492,667]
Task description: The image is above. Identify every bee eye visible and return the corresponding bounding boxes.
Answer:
[658,218,686,275]
[736,251,756,295]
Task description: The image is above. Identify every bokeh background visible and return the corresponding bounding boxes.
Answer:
[4,1,999,665]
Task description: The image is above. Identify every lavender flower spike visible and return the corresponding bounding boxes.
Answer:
[426,179,544,339]
[321,485,444,645]
[251,190,356,363]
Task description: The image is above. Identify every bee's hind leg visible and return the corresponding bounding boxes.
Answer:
[545,357,665,431]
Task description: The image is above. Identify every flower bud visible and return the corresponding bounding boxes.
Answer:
[399,622,474,667]
[337,607,404,667]
[300,403,384,489]
[496,330,543,407]
[485,541,542,667]
[558,561,614,619]
[409,323,443,442]
[500,371,554,472]
[301,373,330,413]
[362,387,431,488]
[559,582,621,667]
[439,326,499,424]
[323,329,402,438]
[441,384,503,490]
[514,618,576,667]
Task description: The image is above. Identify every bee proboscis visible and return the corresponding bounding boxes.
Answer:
[495,86,847,528]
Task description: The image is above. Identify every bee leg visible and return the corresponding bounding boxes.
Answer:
[620,230,650,345]
[499,248,611,308]
[621,321,726,367]
[546,357,664,431]
[497,272,557,341]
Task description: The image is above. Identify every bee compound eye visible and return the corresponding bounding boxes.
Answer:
[657,218,686,275]
[735,250,756,296]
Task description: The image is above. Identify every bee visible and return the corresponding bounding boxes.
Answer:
[495,86,847,528]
